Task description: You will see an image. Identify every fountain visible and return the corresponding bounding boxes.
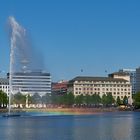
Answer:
[3,17,34,117]
[3,17,52,117]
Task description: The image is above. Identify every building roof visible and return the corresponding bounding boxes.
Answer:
[119,69,136,72]
[109,71,129,76]
[69,76,128,83]
[7,72,51,76]
[0,78,9,85]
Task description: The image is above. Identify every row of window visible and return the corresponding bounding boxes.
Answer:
[75,88,131,91]
[75,91,131,95]
[76,81,127,84]
[75,84,130,87]
[0,86,9,88]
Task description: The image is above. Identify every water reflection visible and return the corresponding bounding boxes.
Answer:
[72,113,135,140]
[0,112,140,140]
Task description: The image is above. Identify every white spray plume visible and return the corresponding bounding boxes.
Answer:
[8,16,44,73]
[9,16,28,73]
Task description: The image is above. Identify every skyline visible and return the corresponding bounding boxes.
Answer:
[0,0,140,81]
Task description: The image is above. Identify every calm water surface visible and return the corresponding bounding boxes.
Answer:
[0,112,140,140]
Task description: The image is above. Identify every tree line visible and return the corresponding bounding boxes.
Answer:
[12,92,130,108]
[132,92,140,109]
[3,91,140,109]
[50,92,129,107]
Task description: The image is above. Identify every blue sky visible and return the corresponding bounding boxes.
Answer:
[0,0,140,81]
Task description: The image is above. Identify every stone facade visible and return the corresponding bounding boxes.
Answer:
[68,76,132,104]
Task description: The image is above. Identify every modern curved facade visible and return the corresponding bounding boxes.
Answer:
[7,71,51,95]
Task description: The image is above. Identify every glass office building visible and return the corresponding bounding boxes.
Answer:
[7,71,51,95]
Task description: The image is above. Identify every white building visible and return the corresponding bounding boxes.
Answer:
[7,71,51,95]
[68,76,132,104]
[0,78,9,96]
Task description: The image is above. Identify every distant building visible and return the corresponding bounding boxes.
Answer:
[52,81,68,95]
[0,78,9,96]
[110,69,136,94]
[108,71,130,82]
[119,69,136,94]
[136,67,140,93]
[7,71,51,95]
[68,76,132,104]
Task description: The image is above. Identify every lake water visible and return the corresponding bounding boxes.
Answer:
[0,111,140,140]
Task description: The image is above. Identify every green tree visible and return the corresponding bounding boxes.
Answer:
[106,93,115,106]
[31,93,42,104]
[133,92,140,108]
[91,94,101,106]
[102,93,114,107]
[95,94,101,105]
[75,95,84,105]
[102,94,107,106]
[66,92,75,106]
[50,94,58,104]
[0,90,8,108]
[57,95,65,105]
[123,95,128,106]
[13,92,26,107]
[116,96,122,106]
[2,92,8,108]
[84,95,92,105]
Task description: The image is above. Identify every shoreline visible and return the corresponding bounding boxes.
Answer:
[23,107,120,115]
[0,107,134,115]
